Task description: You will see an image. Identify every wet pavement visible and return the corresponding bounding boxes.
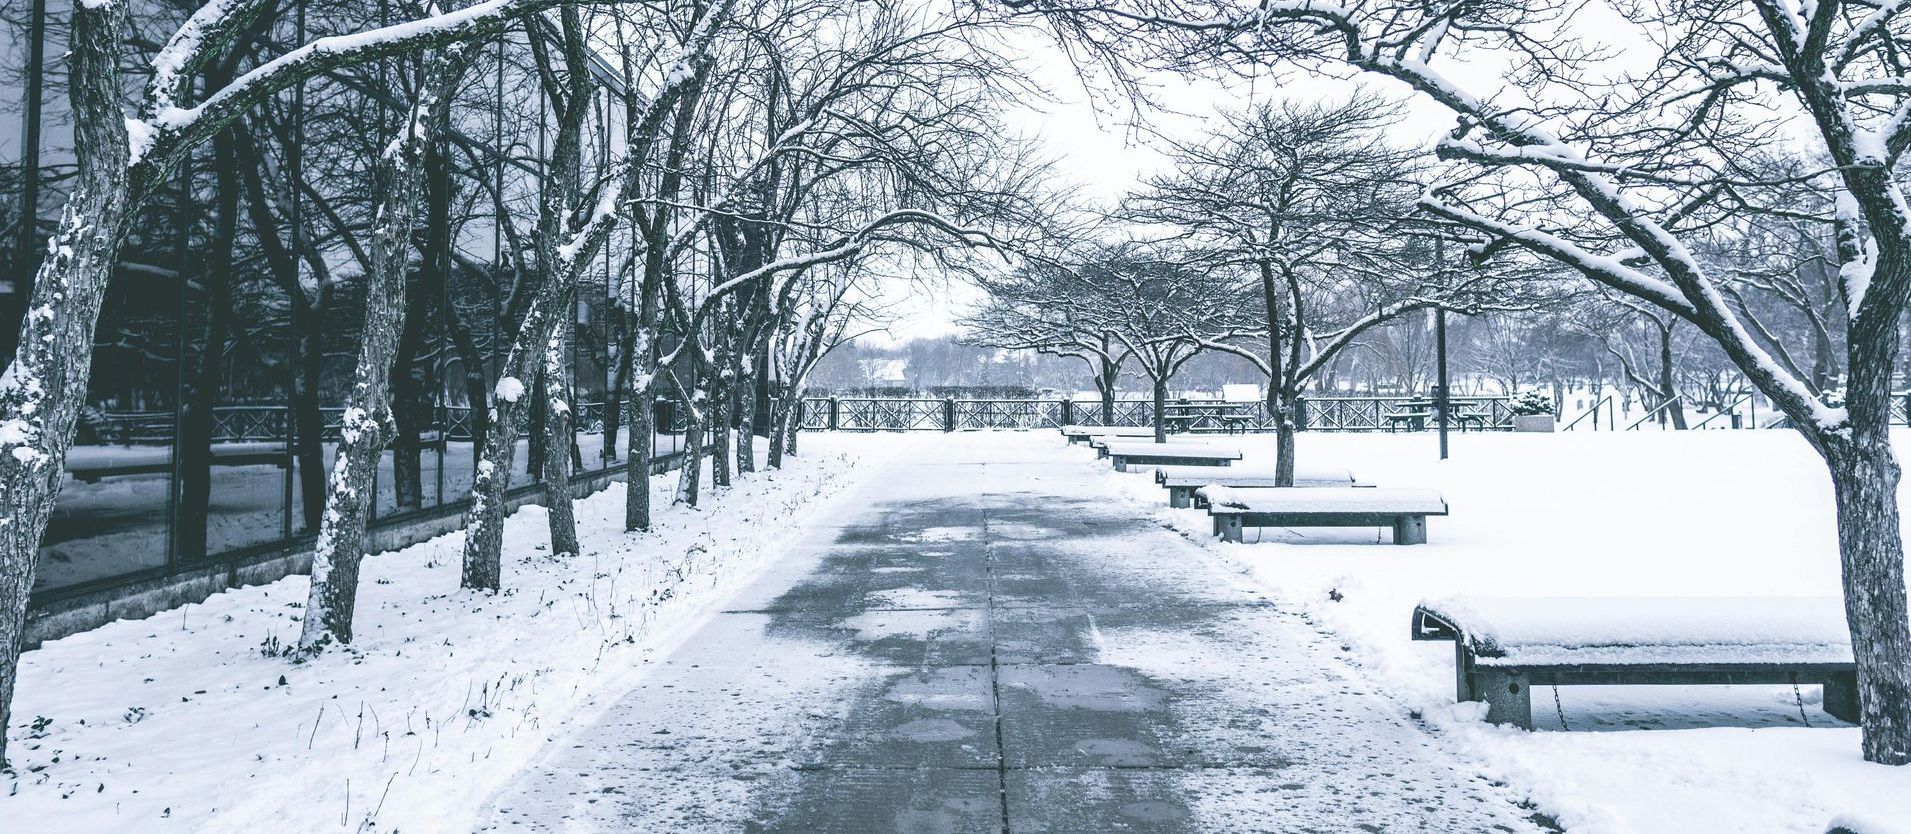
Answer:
[476,434,1549,832]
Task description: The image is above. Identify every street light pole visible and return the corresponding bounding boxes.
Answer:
[1434,235,1450,460]
[1436,308,1450,459]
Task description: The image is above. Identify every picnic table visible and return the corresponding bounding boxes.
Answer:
[1202,485,1447,544]
[1383,399,1490,431]
[1161,401,1256,434]
[1411,596,1859,728]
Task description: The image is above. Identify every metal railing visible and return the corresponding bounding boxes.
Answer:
[798,395,1517,433]
[1560,395,1613,431]
[1625,395,1686,431]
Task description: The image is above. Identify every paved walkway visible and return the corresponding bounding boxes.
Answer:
[477,434,1548,832]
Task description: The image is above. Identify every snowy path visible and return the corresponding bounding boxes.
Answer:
[476,433,1552,832]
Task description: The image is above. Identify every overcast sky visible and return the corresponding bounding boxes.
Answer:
[858,29,1492,347]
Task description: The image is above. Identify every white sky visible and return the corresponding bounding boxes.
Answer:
[857,4,1680,346]
[859,32,1480,346]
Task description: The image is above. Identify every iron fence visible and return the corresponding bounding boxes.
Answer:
[797,396,1518,433]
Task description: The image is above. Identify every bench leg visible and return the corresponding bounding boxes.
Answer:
[1824,671,1861,723]
[1113,458,1128,473]
[1393,514,1427,545]
[1168,487,1191,509]
[1217,515,1244,543]
[1471,669,1535,729]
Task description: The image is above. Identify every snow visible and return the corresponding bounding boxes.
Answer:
[1417,595,1853,666]
[17,428,1911,832]
[1097,429,1911,832]
[492,376,524,403]
[1199,485,1447,513]
[1059,424,1153,436]
[1102,440,1242,457]
[1153,463,1355,486]
[2,433,905,833]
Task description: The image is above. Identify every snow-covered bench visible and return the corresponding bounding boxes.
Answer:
[1410,596,1859,729]
[1089,434,1160,456]
[1104,441,1242,472]
[1060,425,1154,444]
[1202,486,1445,544]
[1154,465,1357,508]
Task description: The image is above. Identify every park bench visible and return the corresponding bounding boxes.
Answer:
[1089,435,1182,456]
[1154,465,1357,508]
[1060,424,1154,444]
[1103,441,1242,472]
[1201,485,1446,543]
[1410,596,1858,729]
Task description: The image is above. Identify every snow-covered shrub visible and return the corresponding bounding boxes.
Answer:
[1509,390,1554,416]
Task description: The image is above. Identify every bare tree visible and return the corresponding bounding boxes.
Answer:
[1125,93,1526,481]
[298,32,479,653]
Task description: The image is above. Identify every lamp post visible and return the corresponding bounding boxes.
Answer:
[1436,305,1450,460]
[1433,234,1450,460]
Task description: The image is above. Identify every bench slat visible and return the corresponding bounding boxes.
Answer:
[1202,486,1445,515]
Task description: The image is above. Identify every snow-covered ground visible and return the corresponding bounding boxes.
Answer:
[13,428,1911,833]
[3,433,909,833]
[1096,428,1911,834]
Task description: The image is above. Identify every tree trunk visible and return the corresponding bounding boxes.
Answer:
[1151,374,1168,443]
[767,383,789,470]
[1270,388,1298,487]
[177,123,243,560]
[676,377,705,507]
[0,1,129,766]
[1824,428,1911,764]
[625,377,653,531]
[1098,353,1116,425]
[292,294,326,531]
[735,356,756,474]
[1658,323,1688,430]
[710,365,731,488]
[389,285,429,512]
[541,314,578,558]
[602,311,632,465]
[299,44,470,650]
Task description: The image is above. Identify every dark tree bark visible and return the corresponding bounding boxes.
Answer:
[176,119,244,561]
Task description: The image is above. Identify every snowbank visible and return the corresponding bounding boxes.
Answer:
[2,433,913,833]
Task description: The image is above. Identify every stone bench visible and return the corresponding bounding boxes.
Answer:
[1061,425,1154,444]
[1202,486,1446,543]
[1154,465,1357,508]
[1410,596,1858,729]
[1103,442,1242,472]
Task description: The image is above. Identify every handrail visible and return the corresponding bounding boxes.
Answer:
[1625,394,1685,431]
[1560,395,1612,431]
[1690,394,1752,430]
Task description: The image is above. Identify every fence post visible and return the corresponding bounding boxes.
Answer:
[827,397,840,431]
[943,398,956,432]
[1060,398,1073,426]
